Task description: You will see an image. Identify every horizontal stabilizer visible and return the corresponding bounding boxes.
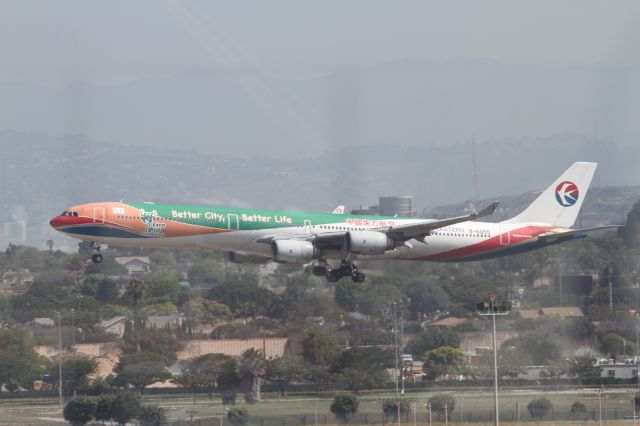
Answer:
[538,225,622,242]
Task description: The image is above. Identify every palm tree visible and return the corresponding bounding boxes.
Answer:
[239,348,266,403]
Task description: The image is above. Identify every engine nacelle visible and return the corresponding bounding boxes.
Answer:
[345,231,394,255]
[226,251,270,264]
[271,240,319,263]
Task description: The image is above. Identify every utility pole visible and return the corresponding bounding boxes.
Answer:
[56,311,63,410]
[392,301,400,425]
[71,309,75,349]
[476,293,510,426]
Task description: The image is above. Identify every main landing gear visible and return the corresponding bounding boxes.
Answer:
[312,261,366,283]
[90,242,103,263]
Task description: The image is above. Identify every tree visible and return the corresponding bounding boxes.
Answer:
[138,406,167,426]
[239,348,266,403]
[429,395,455,419]
[147,269,181,304]
[216,356,242,405]
[422,346,468,381]
[567,355,602,381]
[188,258,225,284]
[109,391,142,425]
[338,368,388,393]
[183,297,230,331]
[498,345,532,378]
[334,347,393,392]
[227,407,250,426]
[620,200,640,248]
[266,355,308,396]
[0,328,46,388]
[503,330,560,365]
[51,354,98,397]
[95,395,115,424]
[209,281,277,318]
[95,278,119,304]
[599,332,635,358]
[302,328,340,366]
[122,328,183,365]
[337,346,394,372]
[334,280,364,311]
[382,399,410,423]
[177,353,239,401]
[63,396,96,426]
[330,393,359,423]
[527,397,553,420]
[405,327,460,358]
[111,352,171,393]
[406,280,450,319]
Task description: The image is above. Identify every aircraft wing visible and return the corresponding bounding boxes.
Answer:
[537,225,622,242]
[386,202,500,241]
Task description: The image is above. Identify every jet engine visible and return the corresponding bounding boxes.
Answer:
[271,240,319,263]
[345,231,394,255]
[226,251,270,264]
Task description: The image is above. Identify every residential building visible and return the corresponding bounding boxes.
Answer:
[95,316,127,338]
[114,256,151,275]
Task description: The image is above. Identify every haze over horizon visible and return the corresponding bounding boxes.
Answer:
[2,1,640,158]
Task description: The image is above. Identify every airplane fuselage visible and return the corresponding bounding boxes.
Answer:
[50,201,570,262]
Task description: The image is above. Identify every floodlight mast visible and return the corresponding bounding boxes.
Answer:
[477,293,510,426]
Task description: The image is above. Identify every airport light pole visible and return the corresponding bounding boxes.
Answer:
[476,293,510,426]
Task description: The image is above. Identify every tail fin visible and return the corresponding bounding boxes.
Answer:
[503,162,597,228]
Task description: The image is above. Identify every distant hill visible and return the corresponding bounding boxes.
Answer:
[0,130,637,250]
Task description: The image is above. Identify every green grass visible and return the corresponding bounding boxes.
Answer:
[1,388,639,425]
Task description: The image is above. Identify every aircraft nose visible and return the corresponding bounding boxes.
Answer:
[50,215,64,229]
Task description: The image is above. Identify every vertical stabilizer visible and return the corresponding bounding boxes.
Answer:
[503,162,597,228]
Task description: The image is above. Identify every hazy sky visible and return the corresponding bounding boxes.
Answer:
[2,1,640,157]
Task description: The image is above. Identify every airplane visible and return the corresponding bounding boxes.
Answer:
[50,162,618,282]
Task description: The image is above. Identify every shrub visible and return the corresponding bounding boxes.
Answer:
[428,394,455,419]
[527,397,553,420]
[330,393,359,423]
[570,401,587,419]
[139,405,167,426]
[63,397,96,426]
[382,399,410,422]
[227,407,250,426]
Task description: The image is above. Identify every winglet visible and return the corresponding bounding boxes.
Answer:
[472,201,499,219]
[331,205,345,214]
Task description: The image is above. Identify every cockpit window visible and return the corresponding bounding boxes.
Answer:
[60,211,78,217]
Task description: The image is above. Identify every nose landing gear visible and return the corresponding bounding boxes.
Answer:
[90,242,103,263]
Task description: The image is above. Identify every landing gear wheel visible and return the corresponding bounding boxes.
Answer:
[352,272,366,283]
[312,265,328,277]
[91,253,103,264]
[326,269,341,283]
[339,263,354,277]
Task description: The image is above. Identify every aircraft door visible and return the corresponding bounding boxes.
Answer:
[304,220,312,234]
[93,207,105,224]
[499,226,511,245]
[227,214,239,230]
